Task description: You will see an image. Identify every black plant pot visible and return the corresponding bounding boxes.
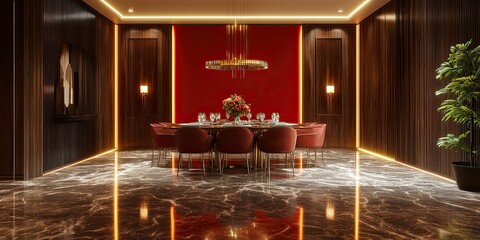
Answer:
[452,162,480,192]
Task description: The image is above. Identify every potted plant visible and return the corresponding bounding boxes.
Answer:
[436,40,480,191]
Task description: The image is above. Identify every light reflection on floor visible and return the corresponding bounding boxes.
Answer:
[0,149,479,239]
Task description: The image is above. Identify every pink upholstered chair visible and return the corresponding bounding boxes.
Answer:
[216,127,255,174]
[150,123,176,167]
[257,127,297,176]
[295,123,327,163]
[174,127,214,176]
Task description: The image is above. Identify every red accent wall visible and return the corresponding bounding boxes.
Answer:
[174,25,300,123]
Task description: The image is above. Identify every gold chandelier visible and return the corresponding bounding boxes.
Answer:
[205,1,268,78]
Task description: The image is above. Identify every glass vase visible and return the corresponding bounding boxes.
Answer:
[233,116,241,125]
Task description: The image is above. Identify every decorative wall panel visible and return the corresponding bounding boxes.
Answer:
[360,0,480,178]
[303,25,356,148]
[118,25,171,149]
[315,38,342,115]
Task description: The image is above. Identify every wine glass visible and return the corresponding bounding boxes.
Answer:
[209,112,215,122]
[225,112,230,120]
[259,112,265,122]
[215,112,221,121]
[247,112,252,122]
[198,113,203,123]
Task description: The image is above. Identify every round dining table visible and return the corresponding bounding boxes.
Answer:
[166,120,299,171]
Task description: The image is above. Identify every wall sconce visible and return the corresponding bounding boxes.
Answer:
[140,85,149,96]
[326,85,335,95]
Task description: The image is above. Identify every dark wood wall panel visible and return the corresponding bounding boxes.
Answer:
[360,0,480,178]
[96,15,115,152]
[118,25,172,149]
[22,0,44,179]
[38,0,114,174]
[303,25,356,148]
[43,0,96,171]
[315,38,342,115]
[0,0,15,178]
[359,1,397,157]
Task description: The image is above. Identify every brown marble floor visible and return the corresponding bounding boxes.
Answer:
[0,149,479,239]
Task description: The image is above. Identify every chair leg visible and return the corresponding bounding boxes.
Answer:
[177,153,182,176]
[151,148,156,167]
[201,153,206,176]
[321,148,324,162]
[265,154,271,177]
[224,154,229,170]
[211,150,214,174]
[291,152,295,176]
[246,153,250,174]
[163,149,168,167]
[157,149,163,167]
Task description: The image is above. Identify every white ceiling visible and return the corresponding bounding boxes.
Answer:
[83,0,391,24]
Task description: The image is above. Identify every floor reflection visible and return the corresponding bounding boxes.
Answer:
[0,149,479,239]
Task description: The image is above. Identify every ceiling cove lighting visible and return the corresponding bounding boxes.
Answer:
[100,0,372,21]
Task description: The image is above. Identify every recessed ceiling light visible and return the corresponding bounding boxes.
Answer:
[337,9,344,13]
[128,7,134,13]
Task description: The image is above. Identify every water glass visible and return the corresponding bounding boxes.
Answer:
[209,112,215,122]
[247,112,252,121]
[271,112,280,123]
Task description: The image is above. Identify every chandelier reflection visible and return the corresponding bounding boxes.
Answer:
[205,0,268,78]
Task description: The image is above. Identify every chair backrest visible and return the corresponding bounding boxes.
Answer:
[217,127,254,153]
[295,123,327,148]
[313,123,327,147]
[175,127,212,153]
[149,123,176,148]
[258,127,297,153]
[299,122,316,127]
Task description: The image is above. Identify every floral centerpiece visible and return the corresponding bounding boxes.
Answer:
[222,94,251,123]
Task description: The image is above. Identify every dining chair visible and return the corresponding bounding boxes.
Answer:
[174,127,214,176]
[295,123,327,164]
[257,127,297,177]
[150,123,176,167]
[216,127,255,174]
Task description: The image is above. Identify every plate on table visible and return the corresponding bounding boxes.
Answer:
[178,122,201,127]
[273,122,297,127]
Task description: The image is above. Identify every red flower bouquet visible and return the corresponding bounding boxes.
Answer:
[222,94,251,119]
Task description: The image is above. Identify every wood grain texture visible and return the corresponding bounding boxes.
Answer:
[21,0,44,179]
[39,0,115,173]
[360,0,480,178]
[315,38,342,115]
[303,25,356,148]
[0,0,15,178]
[96,15,115,152]
[118,25,172,149]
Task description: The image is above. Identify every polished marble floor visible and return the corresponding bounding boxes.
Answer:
[0,149,479,239]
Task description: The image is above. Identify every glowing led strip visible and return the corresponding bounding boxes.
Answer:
[355,25,360,148]
[100,0,371,21]
[299,26,303,123]
[43,149,116,175]
[357,148,456,183]
[114,25,119,148]
[171,26,176,123]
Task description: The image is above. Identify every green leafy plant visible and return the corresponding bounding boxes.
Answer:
[436,40,480,167]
